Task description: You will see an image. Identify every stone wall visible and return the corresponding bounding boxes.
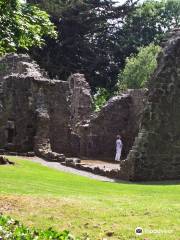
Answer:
[120,29,180,181]
[73,89,146,159]
[0,53,145,165]
[69,73,93,127]
[0,54,41,152]
[0,156,14,165]
[0,54,93,159]
[1,30,180,181]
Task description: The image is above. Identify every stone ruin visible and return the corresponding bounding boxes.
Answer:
[0,29,180,181]
[0,54,92,161]
[0,156,14,165]
[0,54,145,164]
[74,90,145,160]
[119,29,180,181]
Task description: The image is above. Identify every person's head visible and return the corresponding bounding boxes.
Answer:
[117,135,121,139]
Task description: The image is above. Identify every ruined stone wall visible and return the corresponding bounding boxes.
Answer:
[0,53,145,164]
[0,54,42,152]
[69,73,93,127]
[0,54,65,156]
[1,30,180,181]
[120,29,180,181]
[73,89,146,159]
[47,80,71,155]
[0,54,93,159]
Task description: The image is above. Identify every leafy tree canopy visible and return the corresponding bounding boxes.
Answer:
[28,0,138,90]
[117,44,161,91]
[117,0,180,59]
[0,0,57,56]
[25,0,180,91]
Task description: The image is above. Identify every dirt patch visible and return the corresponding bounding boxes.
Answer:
[81,159,119,169]
[0,196,21,213]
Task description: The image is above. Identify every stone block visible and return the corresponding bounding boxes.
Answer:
[27,152,35,157]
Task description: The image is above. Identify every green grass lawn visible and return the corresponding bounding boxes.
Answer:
[0,156,179,240]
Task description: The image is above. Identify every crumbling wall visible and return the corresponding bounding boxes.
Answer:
[1,29,180,181]
[0,54,93,159]
[69,73,93,127]
[0,53,145,164]
[0,54,66,159]
[120,29,180,181]
[48,80,71,155]
[0,54,42,152]
[74,89,146,159]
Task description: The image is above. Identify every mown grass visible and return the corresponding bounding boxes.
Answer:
[0,156,180,240]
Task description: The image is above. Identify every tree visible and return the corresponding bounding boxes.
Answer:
[28,0,180,91]
[27,0,138,90]
[0,0,57,56]
[116,0,180,62]
[117,44,161,91]
[164,0,180,28]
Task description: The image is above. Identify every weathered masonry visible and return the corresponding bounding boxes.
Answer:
[0,29,180,181]
[119,29,180,181]
[0,54,144,163]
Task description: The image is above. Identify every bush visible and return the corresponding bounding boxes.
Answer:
[117,44,161,91]
[93,88,111,112]
[0,215,79,240]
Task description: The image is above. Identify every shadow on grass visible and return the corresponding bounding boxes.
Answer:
[113,179,180,185]
[3,154,180,186]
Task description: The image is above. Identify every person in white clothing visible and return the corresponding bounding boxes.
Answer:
[115,135,123,161]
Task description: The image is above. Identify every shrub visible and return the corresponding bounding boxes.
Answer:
[117,44,161,91]
[0,215,79,240]
[93,87,111,112]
